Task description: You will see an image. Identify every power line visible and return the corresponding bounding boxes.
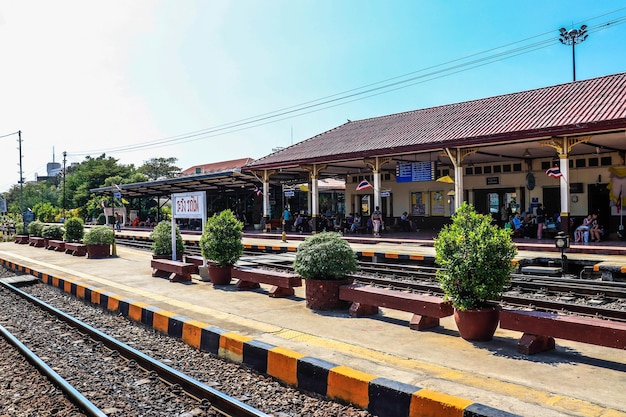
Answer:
[63,10,626,158]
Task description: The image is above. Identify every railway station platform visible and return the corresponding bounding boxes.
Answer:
[1,238,625,417]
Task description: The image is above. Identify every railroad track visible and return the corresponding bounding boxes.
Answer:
[0,279,269,417]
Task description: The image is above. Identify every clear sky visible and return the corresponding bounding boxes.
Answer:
[1,1,625,193]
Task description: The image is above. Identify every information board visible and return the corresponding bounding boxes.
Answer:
[396,161,436,182]
[172,192,206,219]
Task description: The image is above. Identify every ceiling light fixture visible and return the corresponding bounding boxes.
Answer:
[523,149,531,158]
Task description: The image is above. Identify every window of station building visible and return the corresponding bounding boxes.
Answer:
[575,159,586,168]
[484,165,492,174]
[601,156,612,166]
[383,173,391,180]
[588,157,599,167]
[541,161,550,170]
[493,165,501,173]
[474,166,483,175]
[503,164,511,172]
[569,159,574,168]
[465,167,473,175]
[513,163,522,172]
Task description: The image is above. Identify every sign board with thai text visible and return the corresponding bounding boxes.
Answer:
[172,192,206,219]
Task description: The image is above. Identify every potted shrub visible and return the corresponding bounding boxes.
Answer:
[434,202,517,341]
[293,231,358,310]
[42,224,65,251]
[83,225,115,258]
[149,220,185,260]
[64,217,84,243]
[27,221,46,247]
[199,209,243,285]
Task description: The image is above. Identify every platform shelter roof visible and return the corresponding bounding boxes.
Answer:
[91,158,261,199]
[245,72,626,176]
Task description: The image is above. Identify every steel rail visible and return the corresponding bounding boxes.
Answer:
[0,323,107,417]
[1,280,270,417]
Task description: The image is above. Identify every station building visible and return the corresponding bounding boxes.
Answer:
[244,71,626,234]
[95,72,626,236]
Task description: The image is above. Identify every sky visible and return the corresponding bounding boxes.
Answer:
[1,1,625,193]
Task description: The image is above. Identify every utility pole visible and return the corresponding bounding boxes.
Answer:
[63,151,67,222]
[18,130,25,231]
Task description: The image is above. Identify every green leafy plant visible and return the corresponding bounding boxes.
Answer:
[149,220,185,256]
[199,209,243,267]
[42,224,65,240]
[27,221,44,237]
[15,222,25,235]
[293,231,358,280]
[83,225,115,245]
[434,202,517,311]
[64,217,84,242]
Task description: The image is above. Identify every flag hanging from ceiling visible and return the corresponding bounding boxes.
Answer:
[356,179,373,191]
[545,166,563,178]
[254,186,262,196]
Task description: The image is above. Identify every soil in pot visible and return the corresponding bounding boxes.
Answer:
[305,278,353,310]
[454,305,500,341]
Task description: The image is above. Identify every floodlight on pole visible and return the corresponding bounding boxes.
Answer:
[559,25,588,82]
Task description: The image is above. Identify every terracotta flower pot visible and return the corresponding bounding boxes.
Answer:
[208,264,233,285]
[454,305,500,341]
[305,278,353,310]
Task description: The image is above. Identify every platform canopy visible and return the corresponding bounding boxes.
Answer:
[91,159,265,199]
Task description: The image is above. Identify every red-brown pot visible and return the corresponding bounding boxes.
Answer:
[305,278,353,310]
[208,264,233,285]
[86,244,111,259]
[453,305,500,341]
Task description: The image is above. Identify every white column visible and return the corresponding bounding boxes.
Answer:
[559,155,569,217]
[263,180,269,219]
[373,169,381,210]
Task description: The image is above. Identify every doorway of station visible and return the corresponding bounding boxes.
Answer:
[542,187,560,221]
[474,188,516,224]
[588,183,611,232]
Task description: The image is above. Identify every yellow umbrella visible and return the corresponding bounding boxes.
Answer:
[436,175,455,184]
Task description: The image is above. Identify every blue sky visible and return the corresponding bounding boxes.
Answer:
[1,1,625,193]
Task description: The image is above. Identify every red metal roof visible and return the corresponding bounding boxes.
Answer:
[182,158,254,175]
[247,72,626,169]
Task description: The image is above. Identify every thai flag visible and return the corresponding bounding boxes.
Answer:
[254,186,262,196]
[545,166,563,178]
[356,179,373,191]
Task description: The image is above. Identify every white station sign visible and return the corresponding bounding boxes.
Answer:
[172,192,205,219]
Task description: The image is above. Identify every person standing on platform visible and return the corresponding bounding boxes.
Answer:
[282,207,292,231]
[536,203,545,239]
[371,206,383,237]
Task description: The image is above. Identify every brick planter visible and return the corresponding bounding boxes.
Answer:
[305,278,353,310]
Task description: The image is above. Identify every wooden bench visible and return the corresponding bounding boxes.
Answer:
[232,267,301,297]
[14,235,29,244]
[151,259,197,282]
[184,255,205,267]
[499,309,626,355]
[64,242,87,257]
[46,240,65,252]
[29,237,46,247]
[339,284,453,330]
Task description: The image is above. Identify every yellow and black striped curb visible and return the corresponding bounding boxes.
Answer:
[1,258,520,417]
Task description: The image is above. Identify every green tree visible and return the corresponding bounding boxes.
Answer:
[138,157,180,180]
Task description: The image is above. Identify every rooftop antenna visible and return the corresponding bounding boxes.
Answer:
[52,146,55,162]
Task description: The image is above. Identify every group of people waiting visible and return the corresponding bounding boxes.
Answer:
[574,213,605,243]
[506,203,549,239]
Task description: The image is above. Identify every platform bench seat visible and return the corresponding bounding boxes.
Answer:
[232,266,301,297]
[499,309,626,355]
[339,284,453,330]
[29,237,46,247]
[64,242,87,256]
[151,259,197,282]
[46,240,65,252]
[184,255,205,267]
[14,235,29,244]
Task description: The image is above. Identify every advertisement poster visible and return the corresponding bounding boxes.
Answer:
[431,191,444,216]
[411,191,426,216]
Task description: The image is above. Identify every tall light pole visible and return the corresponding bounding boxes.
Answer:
[559,25,588,82]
